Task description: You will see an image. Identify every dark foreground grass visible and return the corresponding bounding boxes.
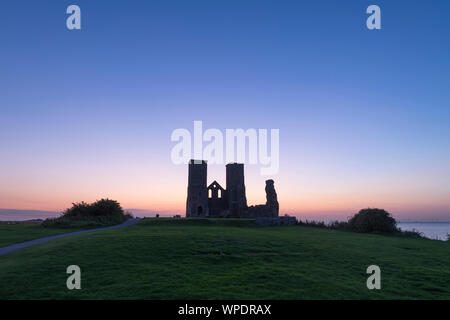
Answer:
[0,224,100,247]
[0,218,449,299]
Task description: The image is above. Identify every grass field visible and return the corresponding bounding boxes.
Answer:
[0,223,100,247]
[0,218,449,299]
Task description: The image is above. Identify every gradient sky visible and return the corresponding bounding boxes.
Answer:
[1,0,450,221]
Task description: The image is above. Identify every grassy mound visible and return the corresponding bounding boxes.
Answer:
[1,218,449,299]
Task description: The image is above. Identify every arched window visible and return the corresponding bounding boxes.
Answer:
[208,189,212,198]
[218,189,222,198]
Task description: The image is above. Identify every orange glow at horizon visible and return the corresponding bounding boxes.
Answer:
[2,177,449,221]
[1,158,449,221]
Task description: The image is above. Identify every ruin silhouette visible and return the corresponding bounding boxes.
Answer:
[186,160,279,218]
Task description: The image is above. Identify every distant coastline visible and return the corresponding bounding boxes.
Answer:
[0,208,164,221]
[1,209,449,241]
[0,209,61,221]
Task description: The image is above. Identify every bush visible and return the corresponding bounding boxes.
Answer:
[62,199,124,218]
[348,208,398,234]
[297,220,328,229]
[42,199,132,228]
[297,220,352,231]
[397,229,424,239]
[329,220,351,231]
[295,209,425,239]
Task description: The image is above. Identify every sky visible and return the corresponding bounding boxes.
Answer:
[1,0,450,221]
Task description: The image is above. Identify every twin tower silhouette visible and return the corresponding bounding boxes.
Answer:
[186,160,279,218]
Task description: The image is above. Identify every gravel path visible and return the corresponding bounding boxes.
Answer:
[0,218,141,256]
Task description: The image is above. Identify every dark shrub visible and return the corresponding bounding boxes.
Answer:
[295,209,424,239]
[63,199,123,218]
[397,229,424,239]
[297,220,327,228]
[348,208,397,234]
[63,201,91,218]
[297,220,353,231]
[90,199,124,217]
[329,220,351,231]
[43,199,131,228]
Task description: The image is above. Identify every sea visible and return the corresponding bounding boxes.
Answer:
[397,222,450,241]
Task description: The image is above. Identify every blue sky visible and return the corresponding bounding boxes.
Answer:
[0,1,449,220]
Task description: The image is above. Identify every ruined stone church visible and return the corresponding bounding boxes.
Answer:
[186,160,279,218]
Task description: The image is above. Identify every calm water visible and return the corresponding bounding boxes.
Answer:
[398,222,450,241]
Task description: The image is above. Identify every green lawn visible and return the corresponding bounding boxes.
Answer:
[0,224,99,247]
[0,218,449,299]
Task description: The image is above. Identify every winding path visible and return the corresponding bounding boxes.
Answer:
[0,218,141,256]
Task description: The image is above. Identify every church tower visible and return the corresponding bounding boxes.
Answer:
[186,160,208,217]
[226,163,247,217]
